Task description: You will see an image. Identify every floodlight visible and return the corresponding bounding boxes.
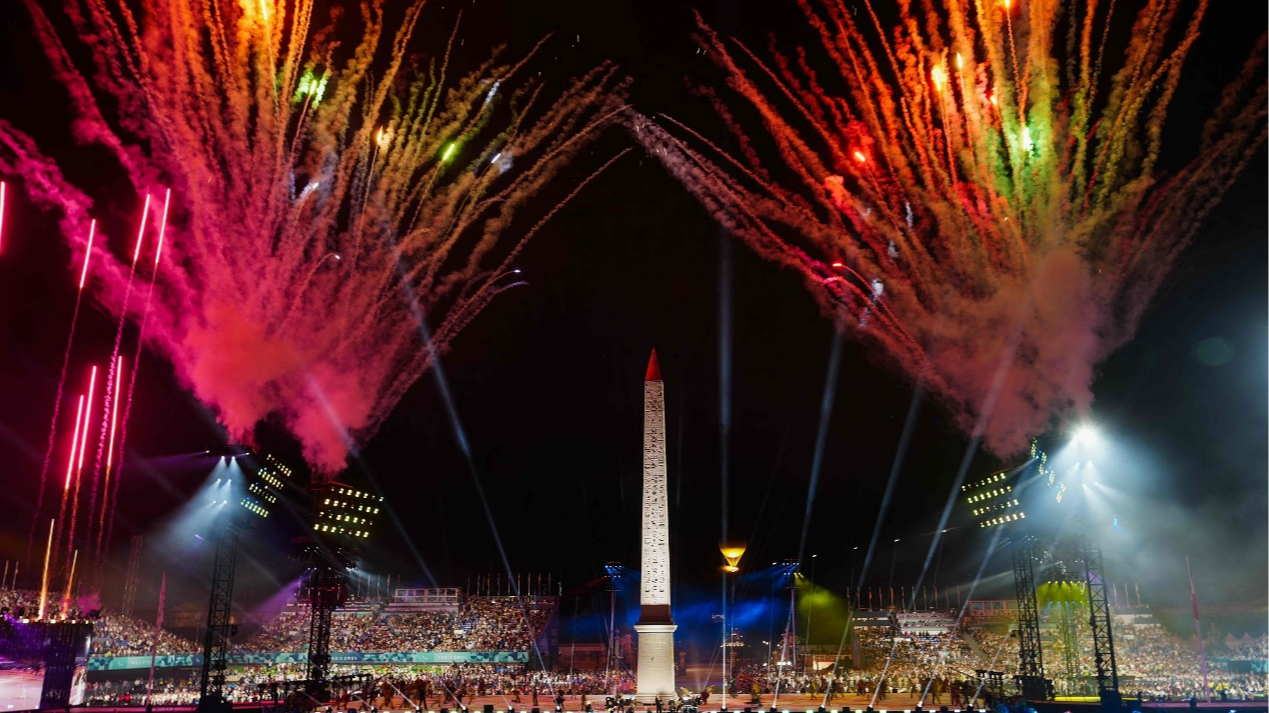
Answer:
[1072,424,1100,447]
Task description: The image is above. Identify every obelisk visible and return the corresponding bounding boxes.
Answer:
[634,350,677,701]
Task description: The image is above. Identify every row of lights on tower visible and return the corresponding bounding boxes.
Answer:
[962,470,1010,492]
[971,498,1020,517]
[980,512,1026,528]
[966,485,1012,504]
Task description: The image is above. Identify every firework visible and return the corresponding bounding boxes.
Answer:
[28,219,96,561]
[57,367,96,575]
[3,0,626,479]
[96,355,122,560]
[91,191,168,567]
[61,396,84,493]
[37,519,54,620]
[633,0,1265,453]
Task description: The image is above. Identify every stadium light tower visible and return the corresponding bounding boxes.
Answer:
[964,432,1122,712]
[962,442,1046,703]
[1066,426,1121,713]
[197,447,292,713]
[604,562,621,684]
[292,480,383,699]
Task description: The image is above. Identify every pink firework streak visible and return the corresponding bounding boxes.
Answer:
[75,196,147,575]
[27,219,96,561]
[52,392,84,579]
[98,190,169,570]
[95,356,123,564]
[3,0,627,477]
[65,366,97,567]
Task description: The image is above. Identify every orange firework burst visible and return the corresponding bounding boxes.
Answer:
[632,0,1265,453]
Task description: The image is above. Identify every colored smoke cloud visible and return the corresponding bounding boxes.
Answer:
[2,0,625,474]
[630,1,1265,454]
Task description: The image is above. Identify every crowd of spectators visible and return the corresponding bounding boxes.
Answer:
[1,588,67,619]
[86,675,202,706]
[729,662,981,708]
[1228,634,1269,660]
[964,628,1016,672]
[243,610,383,652]
[85,664,637,706]
[961,617,1267,701]
[240,596,552,654]
[3,588,552,662]
[6,586,1258,708]
[90,611,201,657]
[730,609,1267,704]
[1116,623,1266,701]
[2,588,199,657]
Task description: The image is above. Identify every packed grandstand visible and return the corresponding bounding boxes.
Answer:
[241,596,554,654]
[3,587,1263,705]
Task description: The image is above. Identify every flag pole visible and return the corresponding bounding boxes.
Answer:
[1186,557,1210,703]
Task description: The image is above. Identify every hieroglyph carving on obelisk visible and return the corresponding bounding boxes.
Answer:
[634,350,676,700]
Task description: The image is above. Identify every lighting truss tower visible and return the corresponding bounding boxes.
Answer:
[964,445,1049,701]
[301,554,348,694]
[603,562,621,679]
[1077,542,1120,710]
[120,535,143,617]
[1011,535,1047,701]
[197,448,292,713]
[292,481,379,699]
[199,526,238,712]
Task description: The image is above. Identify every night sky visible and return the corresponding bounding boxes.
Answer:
[0,0,1263,643]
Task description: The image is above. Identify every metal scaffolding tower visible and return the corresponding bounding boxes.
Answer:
[198,526,238,713]
[300,558,348,696]
[1078,542,1121,710]
[1012,535,1047,701]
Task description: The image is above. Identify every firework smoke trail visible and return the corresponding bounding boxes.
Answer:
[95,190,169,571]
[51,392,85,583]
[7,0,626,477]
[59,397,84,500]
[37,519,53,620]
[64,366,98,573]
[95,356,122,564]
[27,219,96,569]
[63,198,144,580]
[631,0,1266,456]
[86,211,138,555]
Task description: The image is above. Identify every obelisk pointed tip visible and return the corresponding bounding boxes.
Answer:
[645,349,662,382]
